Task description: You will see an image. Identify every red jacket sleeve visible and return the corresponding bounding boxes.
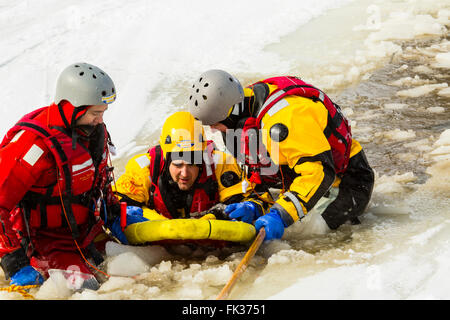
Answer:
[0,130,54,256]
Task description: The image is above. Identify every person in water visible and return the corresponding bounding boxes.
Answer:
[112,111,270,243]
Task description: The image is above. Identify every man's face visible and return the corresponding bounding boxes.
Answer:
[210,122,228,132]
[75,105,108,127]
[168,160,200,191]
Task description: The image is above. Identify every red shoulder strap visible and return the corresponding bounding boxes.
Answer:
[254,76,327,124]
[147,145,164,211]
[253,76,352,173]
[148,145,164,182]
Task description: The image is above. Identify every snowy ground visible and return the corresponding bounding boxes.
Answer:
[0,0,449,300]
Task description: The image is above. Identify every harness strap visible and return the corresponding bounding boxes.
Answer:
[22,191,91,207]
[21,191,91,229]
[148,145,163,209]
[256,84,325,124]
[40,185,53,227]
[283,191,306,220]
[324,109,349,149]
[251,78,352,174]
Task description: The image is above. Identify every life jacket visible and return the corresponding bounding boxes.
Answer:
[241,76,352,176]
[147,142,218,219]
[0,105,111,239]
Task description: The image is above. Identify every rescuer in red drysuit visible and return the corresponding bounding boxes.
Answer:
[0,62,122,289]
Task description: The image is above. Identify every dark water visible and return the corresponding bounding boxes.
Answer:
[338,36,450,184]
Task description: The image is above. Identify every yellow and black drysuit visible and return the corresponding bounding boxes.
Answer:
[220,76,374,229]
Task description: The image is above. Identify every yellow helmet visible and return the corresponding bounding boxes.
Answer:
[159,111,207,163]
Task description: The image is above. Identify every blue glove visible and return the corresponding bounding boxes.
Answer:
[225,201,262,224]
[254,208,285,241]
[126,206,144,217]
[10,265,44,286]
[109,206,149,244]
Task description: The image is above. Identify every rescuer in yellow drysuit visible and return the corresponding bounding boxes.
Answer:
[186,70,375,240]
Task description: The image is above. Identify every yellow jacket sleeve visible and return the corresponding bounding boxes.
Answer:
[114,153,153,206]
[261,95,336,226]
[349,139,362,158]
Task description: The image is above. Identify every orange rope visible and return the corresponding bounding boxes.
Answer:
[279,166,286,193]
[0,284,39,299]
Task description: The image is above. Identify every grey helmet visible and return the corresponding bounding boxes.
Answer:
[187,69,244,125]
[55,62,116,107]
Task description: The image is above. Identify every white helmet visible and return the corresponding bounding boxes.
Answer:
[55,62,116,107]
[187,69,244,125]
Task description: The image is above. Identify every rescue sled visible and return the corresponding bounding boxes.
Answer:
[124,208,256,245]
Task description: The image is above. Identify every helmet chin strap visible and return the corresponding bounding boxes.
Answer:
[71,105,90,126]
[70,105,93,149]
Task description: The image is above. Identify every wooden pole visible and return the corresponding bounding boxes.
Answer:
[216,227,266,300]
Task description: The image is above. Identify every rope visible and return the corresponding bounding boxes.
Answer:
[0,284,39,299]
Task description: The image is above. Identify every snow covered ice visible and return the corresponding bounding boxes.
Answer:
[0,0,449,300]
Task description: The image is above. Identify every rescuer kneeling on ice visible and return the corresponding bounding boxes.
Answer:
[112,111,267,244]
[0,63,124,289]
[187,70,375,241]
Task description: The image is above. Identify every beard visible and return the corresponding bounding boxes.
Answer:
[76,124,97,136]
